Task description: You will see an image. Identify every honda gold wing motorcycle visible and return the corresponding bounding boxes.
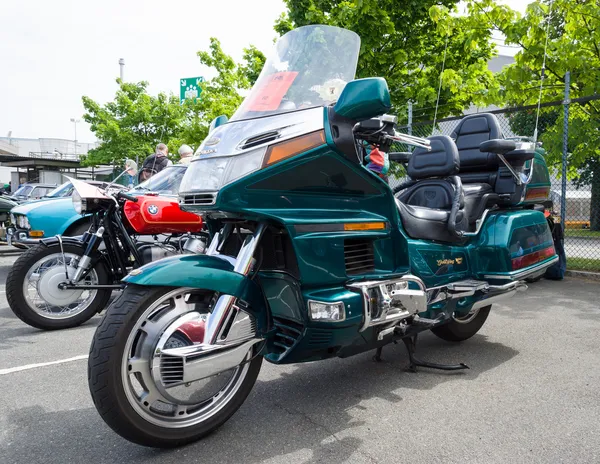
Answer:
[88,25,557,447]
[6,166,206,330]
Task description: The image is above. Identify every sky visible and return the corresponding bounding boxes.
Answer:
[0,0,528,144]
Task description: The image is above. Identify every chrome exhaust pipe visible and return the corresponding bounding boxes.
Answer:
[471,282,527,311]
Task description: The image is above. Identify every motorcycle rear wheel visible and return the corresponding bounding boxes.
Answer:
[6,243,111,330]
[431,305,491,342]
[88,285,262,448]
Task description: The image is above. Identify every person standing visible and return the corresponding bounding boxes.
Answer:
[139,143,171,181]
[177,144,194,165]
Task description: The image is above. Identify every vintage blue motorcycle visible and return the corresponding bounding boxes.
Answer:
[88,25,557,447]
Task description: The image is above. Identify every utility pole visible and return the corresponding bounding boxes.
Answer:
[119,58,125,81]
[560,71,570,226]
[407,101,413,136]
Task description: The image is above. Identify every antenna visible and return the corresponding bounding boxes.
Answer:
[432,34,449,136]
[533,0,554,142]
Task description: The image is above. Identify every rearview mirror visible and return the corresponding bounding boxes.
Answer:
[209,115,229,134]
[333,78,391,121]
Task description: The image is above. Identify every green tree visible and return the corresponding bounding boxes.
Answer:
[485,0,600,229]
[274,0,501,122]
[82,39,265,168]
[81,81,189,167]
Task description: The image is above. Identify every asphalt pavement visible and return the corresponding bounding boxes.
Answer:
[0,252,599,464]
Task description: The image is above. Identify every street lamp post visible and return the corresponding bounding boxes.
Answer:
[119,58,125,81]
[70,118,80,154]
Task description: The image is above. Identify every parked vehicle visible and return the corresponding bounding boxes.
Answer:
[7,170,182,248]
[88,25,557,448]
[10,183,57,203]
[5,168,205,330]
[0,194,18,225]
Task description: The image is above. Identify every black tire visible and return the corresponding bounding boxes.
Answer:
[6,243,111,330]
[431,305,491,342]
[88,285,263,448]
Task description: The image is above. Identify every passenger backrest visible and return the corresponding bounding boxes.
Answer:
[401,135,462,210]
[451,113,503,173]
[408,135,459,179]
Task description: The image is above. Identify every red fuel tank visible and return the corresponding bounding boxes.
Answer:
[123,195,203,234]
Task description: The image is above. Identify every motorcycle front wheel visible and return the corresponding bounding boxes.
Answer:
[88,285,262,448]
[6,242,112,330]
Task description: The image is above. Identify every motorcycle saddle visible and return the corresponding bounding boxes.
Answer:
[397,135,468,242]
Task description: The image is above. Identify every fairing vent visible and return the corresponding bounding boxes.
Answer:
[239,130,280,150]
[272,317,303,354]
[159,355,184,386]
[307,329,332,347]
[180,192,217,206]
[344,239,375,275]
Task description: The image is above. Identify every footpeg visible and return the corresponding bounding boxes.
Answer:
[412,314,445,328]
[402,336,469,373]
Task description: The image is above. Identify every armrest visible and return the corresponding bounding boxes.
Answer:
[389,151,411,163]
[479,139,516,155]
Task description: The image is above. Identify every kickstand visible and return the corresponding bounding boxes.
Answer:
[402,335,469,373]
[373,347,383,362]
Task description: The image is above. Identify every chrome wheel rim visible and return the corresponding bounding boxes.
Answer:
[121,288,251,428]
[23,252,99,320]
[453,307,480,324]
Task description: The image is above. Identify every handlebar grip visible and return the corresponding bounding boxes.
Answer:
[117,191,138,202]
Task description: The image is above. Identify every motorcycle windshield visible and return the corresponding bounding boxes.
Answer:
[230,25,361,122]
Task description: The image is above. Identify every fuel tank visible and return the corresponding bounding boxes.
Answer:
[123,195,203,234]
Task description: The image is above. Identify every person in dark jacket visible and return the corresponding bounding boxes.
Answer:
[138,143,171,182]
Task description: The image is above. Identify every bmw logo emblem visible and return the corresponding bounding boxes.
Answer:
[147,205,159,215]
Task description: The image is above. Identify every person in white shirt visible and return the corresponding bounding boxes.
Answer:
[178,144,194,165]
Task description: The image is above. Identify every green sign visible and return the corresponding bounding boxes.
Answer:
[180,76,204,103]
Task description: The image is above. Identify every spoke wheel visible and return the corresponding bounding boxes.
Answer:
[6,243,112,330]
[24,252,99,319]
[88,285,263,448]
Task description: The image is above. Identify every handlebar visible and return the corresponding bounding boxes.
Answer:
[386,131,431,150]
[117,191,138,202]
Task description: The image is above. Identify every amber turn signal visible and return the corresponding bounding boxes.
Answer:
[262,130,325,167]
[28,231,44,237]
[343,222,387,231]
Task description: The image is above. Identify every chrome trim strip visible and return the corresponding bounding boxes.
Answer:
[483,255,559,281]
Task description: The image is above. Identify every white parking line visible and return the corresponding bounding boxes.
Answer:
[0,354,88,375]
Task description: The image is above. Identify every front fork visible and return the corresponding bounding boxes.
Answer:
[70,226,104,282]
[203,223,266,344]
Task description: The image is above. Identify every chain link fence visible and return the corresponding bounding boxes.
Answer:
[390,94,600,272]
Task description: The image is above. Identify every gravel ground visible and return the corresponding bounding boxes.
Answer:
[0,251,598,464]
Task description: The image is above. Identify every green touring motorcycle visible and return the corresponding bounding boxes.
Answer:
[88,25,557,447]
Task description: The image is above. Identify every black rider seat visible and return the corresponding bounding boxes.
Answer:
[396,135,467,243]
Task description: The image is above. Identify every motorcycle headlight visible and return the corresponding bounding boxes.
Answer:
[180,147,266,193]
[180,130,326,194]
[72,191,85,214]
